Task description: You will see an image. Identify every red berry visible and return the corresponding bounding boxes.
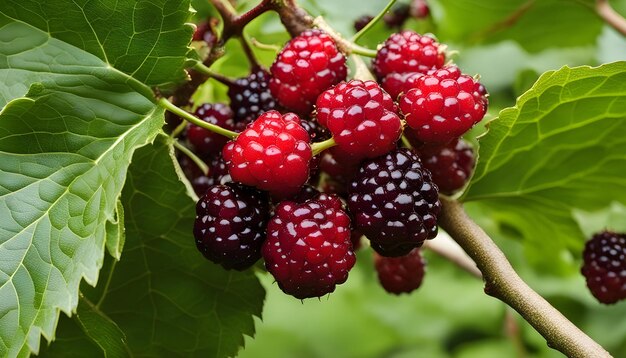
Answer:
[399,66,488,144]
[410,0,430,19]
[374,248,426,294]
[269,29,348,115]
[372,31,445,81]
[222,110,312,196]
[316,80,402,160]
[381,72,424,100]
[187,103,235,157]
[415,139,475,195]
[581,231,626,304]
[193,183,269,270]
[263,193,356,299]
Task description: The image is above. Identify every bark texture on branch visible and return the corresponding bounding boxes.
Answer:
[438,197,611,358]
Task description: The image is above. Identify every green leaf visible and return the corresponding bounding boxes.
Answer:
[0,0,195,89]
[72,296,131,358]
[434,0,602,52]
[0,16,163,357]
[79,135,265,357]
[463,62,626,272]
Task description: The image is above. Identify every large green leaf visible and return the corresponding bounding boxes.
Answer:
[72,136,265,357]
[433,0,602,52]
[0,0,194,89]
[463,62,626,272]
[0,15,163,357]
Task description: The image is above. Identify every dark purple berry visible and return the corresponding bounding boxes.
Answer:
[581,231,626,304]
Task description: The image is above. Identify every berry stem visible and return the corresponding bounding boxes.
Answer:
[401,134,413,149]
[311,137,337,156]
[438,197,611,358]
[193,62,236,87]
[172,140,210,175]
[170,119,188,139]
[313,16,378,57]
[350,54,376,81]
[422,233,482,279]
[239,35,262,68]
[158,98,238,140]
[346,44,378,58]
[250,37,281,52]
[351,0,398,43]
[596,0,626,37]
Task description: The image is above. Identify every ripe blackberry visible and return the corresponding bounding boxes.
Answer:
[415,139,475,195]
[354,15,374,32]
[347,148,440,257]
[381,72,424,100]
[372,31,445,81]
[375,248,426,294]
[263,193,356,299]
[187,103,235,157]
[222,110,311,196]
[269,29,347,115]
[581,231,626,304]
[180,154,232,196]
[383,3,410,28]
[316,80,402,160]
[399,66,488,144]
[228,68,278,127]
[193,19,218,47]
[193,183,269,270]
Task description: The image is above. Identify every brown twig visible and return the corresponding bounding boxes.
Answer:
[468,0,535,44]
[596,0,626,37]
[438,197,611,358]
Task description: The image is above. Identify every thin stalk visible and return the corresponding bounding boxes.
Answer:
[351,0,398,42]
[596,0,626,37]
[311,137,336,156]
[194,62,236,86]
[173,140,209,175]
[170,120,187,139]
[158,98,238,139]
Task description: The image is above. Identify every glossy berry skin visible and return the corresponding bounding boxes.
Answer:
[581,231,626,304]
[316,80,402,160]
[375,248,425,294]
[399,66,488,144]
[187,103,235,157]
[372,31,445,81]
[416,139,475,195]
[269,29,348,115]
[348,148,440,257]
[381,72,424,100]
[222,110,312,196]
[193,184,269,270]
[263,194,356,299]
[228,68,278,127]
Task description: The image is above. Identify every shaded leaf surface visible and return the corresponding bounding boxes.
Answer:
[464,62,626,272]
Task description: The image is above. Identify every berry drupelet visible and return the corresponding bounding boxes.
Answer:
[375,248,426,294]
[222,110,312,197]
[415,139,475,195]
[228,68,278,128]
[316,80,402,160]
[372,30,445,81]
[399,66,488,144]
[263,193,356,299]
[348,148,441,257]
[269,29,348,115]
[581,231,626,304]
[193,183,269,270]
[186,103,235,157]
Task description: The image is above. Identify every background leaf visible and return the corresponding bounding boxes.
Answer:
[68,135,265,357]
[463,62,626,273]
[0,14,164,357]
[0,0,195,89]
[432,0,601,52]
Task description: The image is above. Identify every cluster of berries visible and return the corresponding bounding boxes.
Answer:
[182,24,488,298]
